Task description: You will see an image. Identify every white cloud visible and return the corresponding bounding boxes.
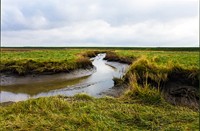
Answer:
[1,0,199,47]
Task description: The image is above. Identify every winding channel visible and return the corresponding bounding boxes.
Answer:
[0,54,129,103]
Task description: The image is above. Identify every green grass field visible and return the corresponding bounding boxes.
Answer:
[0,48,199,130]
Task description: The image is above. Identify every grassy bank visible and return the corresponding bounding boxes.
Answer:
[104,50,199,89]
[0,94,199,130]
[106,50,199,108]
[0,49,101,75]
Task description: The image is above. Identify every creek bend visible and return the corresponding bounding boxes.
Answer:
[0,54,129,103]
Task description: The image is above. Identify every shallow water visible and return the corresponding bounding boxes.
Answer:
[0,54,129,102]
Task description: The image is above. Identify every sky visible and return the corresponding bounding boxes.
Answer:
[1,0,199,47]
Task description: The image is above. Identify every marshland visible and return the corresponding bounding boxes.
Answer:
[0,47,199,130]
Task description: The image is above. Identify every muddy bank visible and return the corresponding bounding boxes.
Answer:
[100,84,129,97]
[146,78,198,109]
[0,68,96,86]
[158,69,199,109]
[161,72,199,109]
[163,82,199,109]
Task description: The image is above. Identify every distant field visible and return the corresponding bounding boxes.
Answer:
[1,47,199,51]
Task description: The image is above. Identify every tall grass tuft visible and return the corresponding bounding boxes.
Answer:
[125,57,168,89]
[123,73,165,105]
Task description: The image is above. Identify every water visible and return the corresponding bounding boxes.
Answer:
[0,54,129,102]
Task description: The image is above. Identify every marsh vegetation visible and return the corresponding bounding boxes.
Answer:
[0,47,199,130]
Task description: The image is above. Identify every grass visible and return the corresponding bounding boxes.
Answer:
[103,49,199,89]
[0,94,199,131]
[103,50,199,87]
[125,56,199,87]
[122,73,165,105]
[101,49,199,90]
[115,50,199,69]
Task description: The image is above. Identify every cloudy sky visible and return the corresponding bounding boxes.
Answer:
[1,0,199,47]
